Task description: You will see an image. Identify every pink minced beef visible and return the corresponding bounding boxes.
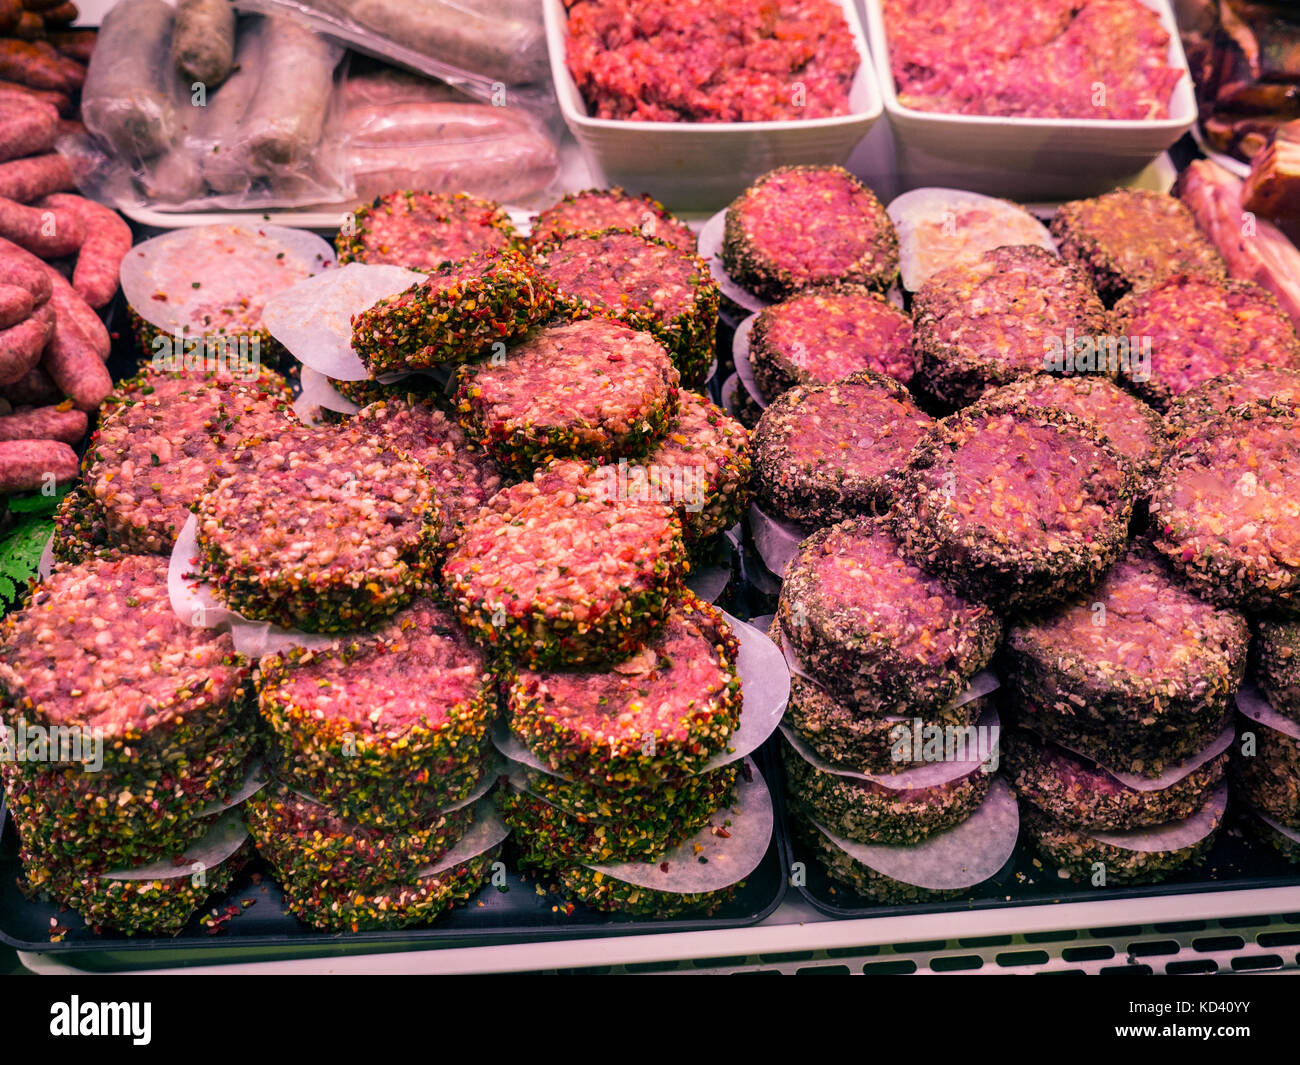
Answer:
[337,190,517,270]
[530,188,696,252]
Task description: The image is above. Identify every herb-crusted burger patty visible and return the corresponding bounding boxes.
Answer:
[0,554,249,770]
[86,378,292,555]
[443,459,687,668]
[1005,729,1229,832]
[552,864,738,918]
[911,244,1108,407]
[721,166,899,301]
[530,188,696,252]
[195,425,440,633]
[335,190,519,268]
[749,284,914,399]
[1050,188,1227,303]
[777,517,1002,715]
[1111,276,1300,409]
[351,250,554,374]
[506,591,741,783]
[1003,547,1249,759]
[1150,399,1300,614]
[455,318,680,475]
[1255,620,1300,724]
[534,228,719,387]
[892,399,1134,611]
[1165,366,1300,438]
[752,372,932,527]
[1233,721,1300,829]
[353,395,507,555]
[517,762,738,822]
[258,599,495,827]
[979,374,1168,496]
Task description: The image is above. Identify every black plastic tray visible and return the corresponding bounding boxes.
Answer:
[770,747,1300,921]
[0,794,787,960]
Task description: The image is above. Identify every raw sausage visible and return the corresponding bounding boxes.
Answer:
[195,22,265,194]
[0,438,77,491]
[40,194,130,308]
[2,363,58,404]
[0,300,54,384]
[0,237,109,359]
[0,282,33,327]
[80,0,176,161]
[0,194,84,256]
[0,153,73,203]
[48,29,95,64]
[0,40,70,91]
[0,403,85,442]
[242,18,339,172]
[0,79,70,116]
[0,99,57,161]
[0,254,50,305]
[172,0,235,87]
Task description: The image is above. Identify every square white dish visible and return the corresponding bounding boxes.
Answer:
[863,0,1198,198]
[544,0,883,213]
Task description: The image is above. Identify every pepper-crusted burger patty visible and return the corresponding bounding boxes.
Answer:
[1111,276,1300,409]
[353,395,507,555]
[721,166,899,301]
[454,318,680,475]
[86,379,292,555]
[1050,188,1227,303]
[978,374,1168,495]
[1005,729,1229,832]
[0,554,248,769]
[194,425,440,633]
[442,459,687,668]
[752,372,933,527]
[911,244,1109,407]
[1003,546,1249,751]
[892,399,1134,611]
[351,250,554,374]
[258,599,495,827]
[782,737,992,846]
[1165,366,1300,438]
[506,591,741,783]
[335,190,519,269]
[530,188,696,252]
[1150,399,1300,614]
[749,284,914,399]
[1233,720,1300,828]
[1256,620,1300,724]
[777,516,1002,715]
[534,228,719,387]
[621,388,751,543]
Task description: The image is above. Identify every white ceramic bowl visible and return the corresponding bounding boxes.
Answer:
[544,0,882,213]
[863,0,1197,198]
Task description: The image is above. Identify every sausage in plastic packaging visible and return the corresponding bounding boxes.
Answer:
[172,0,237,87]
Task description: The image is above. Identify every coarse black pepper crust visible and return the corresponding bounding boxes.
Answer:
[454,318,680,475]
[500,777,732,867]
[631,388,751,543]
[552,864,739,918]
[351,250,556,374]
[793,813,964,905]
[194,425,441,633]
[257,599,496,828]
[1255,620,1300,724]
[911,245,1109,408]
[731,379,765,429]
[247,779,476,890]
[770,618,989,773]
[335,190,519,268]
[1248,813,1300,864]
[529,187,696,253]
[532,228,720,388]
[506,590,741,784]
[1164,366,1300,440]
[891,398,1134,612]
[1021,804,1220,886]
[721,166,899,302]
[748,283,915,399]
[17,838,253,937]
[281,845,500,933]
[1049,188,1227,304]
[777,516,1002,716]
[1004,729,1228,832]
[1002,546,1250,739]
[518,762,739,822]
[442,459,687,669]
[0,554,250,771]
[1150,399,1300,615]
[782,738,991,846]
[1233,722,1300,829]
[752,372,933,526]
